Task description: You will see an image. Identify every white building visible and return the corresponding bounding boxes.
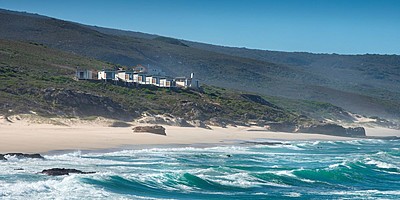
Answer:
[137,74,147,84]
[98,69,117,80]
[76,69,93,80]
[175,77,187,88]
[159,78,175,87]
[117,70,135,82]
[174,73,199,88]
[145,76,153,85]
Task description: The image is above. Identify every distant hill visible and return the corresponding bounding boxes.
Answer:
[0,9,399,119]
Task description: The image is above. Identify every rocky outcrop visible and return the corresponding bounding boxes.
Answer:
[345,127,366,137]
[0,153,44,160]
[133,125,166,135]
[171,100,222,121]
[264,122,366,137]
[42,88,134,119]
[298,124,366,137]
[190,120,211,129]
[205,117,227,128]
[40,168,95,176]
[136,113,193,127]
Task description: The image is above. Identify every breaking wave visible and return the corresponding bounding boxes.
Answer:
[1,139,399,199]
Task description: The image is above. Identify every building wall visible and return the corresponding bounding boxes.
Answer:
[98,71,116,80]
[93,69,197,88]
[98,71,105,80]
[166,81,171,87]
[145,77,152,84]
[77,70,92,79]
[106,72,116,80]
[176,80,186,87]
[138,75,146,84]
[125,73,133,82]
[152,77,161,86]
[160,79,166,87]
[117,72,126,81]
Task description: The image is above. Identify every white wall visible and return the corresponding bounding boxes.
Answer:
[145,77,152,84]
[117,72,126,81]
[160,79,166,87]
[176,80,186,87]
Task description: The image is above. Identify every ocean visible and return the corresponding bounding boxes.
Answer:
[1,139,399,199]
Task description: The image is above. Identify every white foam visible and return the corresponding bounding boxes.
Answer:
[328,189,400,196]
[298,178,315,183]
[284,192,302,197]
[272,170,297,178]
[328,161,351,169]
[365,159,398,169]
[329,163,340,169]
[0,175,113,199]
[207,172,260,188]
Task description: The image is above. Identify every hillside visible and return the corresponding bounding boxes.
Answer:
[0,39,303,126]
[87,19,400,120]
[0,9,399,120]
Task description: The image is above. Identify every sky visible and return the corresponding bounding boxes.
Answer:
[0,0,399,55]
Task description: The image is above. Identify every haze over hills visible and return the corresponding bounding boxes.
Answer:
[0,8,399,120]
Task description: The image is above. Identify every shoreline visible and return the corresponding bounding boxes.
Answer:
[1,116,399,154]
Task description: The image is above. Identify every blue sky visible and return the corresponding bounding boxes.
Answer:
[1,0,399,54]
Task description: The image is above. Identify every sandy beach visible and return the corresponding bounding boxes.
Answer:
[1,115,399,153]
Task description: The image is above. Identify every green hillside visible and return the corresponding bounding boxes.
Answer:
[0,9,399,120]
[0,39,296,124]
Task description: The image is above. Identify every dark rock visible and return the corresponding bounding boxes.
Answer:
[1,153,44,160]
[40,168,96,176]
[298,124,366,137]
[14,168,24,170]
[299,123,345,135]
[133,125,166,135]
[346,127,366,137]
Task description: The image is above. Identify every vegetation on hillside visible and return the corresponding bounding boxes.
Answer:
[0,39,355,126]
[1,8,398,124]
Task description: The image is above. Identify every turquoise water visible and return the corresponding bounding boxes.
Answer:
[1,139,399,199]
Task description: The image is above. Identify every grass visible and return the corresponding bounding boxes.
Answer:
[0,39,372,126]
